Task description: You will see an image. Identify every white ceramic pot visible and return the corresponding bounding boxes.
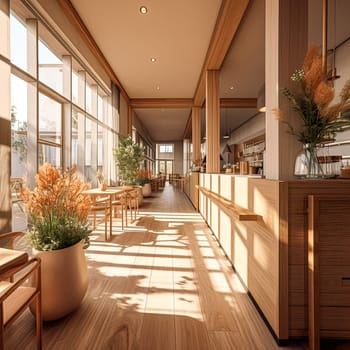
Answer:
[142,183,152,197]
[31,240,88,321]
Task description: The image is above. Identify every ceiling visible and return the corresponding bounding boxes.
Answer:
[69,0,265,142]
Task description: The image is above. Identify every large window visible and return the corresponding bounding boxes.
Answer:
[39,40,63,95]
[38,93,62,144]
[11,75,28,178]
[10,14,27,72]
[9,3,118,185]
[159,144,173,153]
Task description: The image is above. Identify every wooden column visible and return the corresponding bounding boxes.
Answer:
[265,0,307,180]
[191,107,201,164]
[0,0,11,233]
[205,70,220,173]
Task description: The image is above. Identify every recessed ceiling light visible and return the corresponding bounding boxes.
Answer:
[140,6,148,14]
[223,135,230,139]
[156,85,160,90]
[150,57,157,63]
[229,86,234,90]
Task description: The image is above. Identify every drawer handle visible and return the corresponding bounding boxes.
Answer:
[342,277,350,280]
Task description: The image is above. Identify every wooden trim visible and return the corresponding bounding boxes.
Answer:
[308,195,320,350]
[182,111,193,139]
[220,98,257,108]
[57,0,129,102]
[127,105,132,136]
[183,97,257,139]
[197,186,261,221]
[193,0,249,106]
[129,98,193,109]
[278,182,289,339]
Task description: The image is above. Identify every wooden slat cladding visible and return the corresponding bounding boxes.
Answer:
[197,175,288,339]
[288,183,350,339]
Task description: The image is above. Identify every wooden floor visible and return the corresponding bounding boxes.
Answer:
[5,183,348,349]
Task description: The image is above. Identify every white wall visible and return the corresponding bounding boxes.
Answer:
[173,141,183,174]
[224,112,265,145]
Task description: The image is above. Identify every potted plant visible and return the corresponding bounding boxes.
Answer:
[113,136,145,185]
[21,163,92,321]
[96,169,107,190]
[135,168,152,197]
[276,45,350,177]
[223,163,233,173]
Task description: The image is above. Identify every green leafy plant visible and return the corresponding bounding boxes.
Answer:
[21,163,92,251]
[113,136,145,184]
[11,105,27,162]
[135,177,150,186]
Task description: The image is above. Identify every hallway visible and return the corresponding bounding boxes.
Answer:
[6,183,304,349]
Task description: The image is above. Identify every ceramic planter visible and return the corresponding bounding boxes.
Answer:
[31,240,88,321]
[142,183,152,197]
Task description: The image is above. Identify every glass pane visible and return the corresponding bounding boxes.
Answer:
[11,75,28,178]
[166,161,173,174]
[85,118,94,183]
[98,94,104,121]
[38,143,61,168]
[39,93,62,144]
[10,14,27,71]
[39,40,63,95]
[72,70,79,105]
[86,82,93,115]
[98,124,103,167]
[71,109,79,166]
[159,161,165,174]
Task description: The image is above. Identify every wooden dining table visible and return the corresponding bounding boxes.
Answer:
[82,186,133,238]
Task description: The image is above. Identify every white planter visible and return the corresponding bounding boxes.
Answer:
[142,183,152,197]
[31,240,88,321]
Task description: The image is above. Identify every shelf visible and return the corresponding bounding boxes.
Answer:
[197,186,262,221]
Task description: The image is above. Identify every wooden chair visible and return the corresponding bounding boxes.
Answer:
[128,189,139,221]
[0,232,42,350]
[111,193,127,230]
[90,196,111,241]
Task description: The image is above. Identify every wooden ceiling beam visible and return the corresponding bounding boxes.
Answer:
[183,97,257,139]
[130,98,193,109]
[193,0,249,107]
[220,98,257,108]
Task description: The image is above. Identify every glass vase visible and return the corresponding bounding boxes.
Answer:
[294,143,323,178]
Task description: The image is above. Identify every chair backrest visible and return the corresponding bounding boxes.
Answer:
[0,244,42,349]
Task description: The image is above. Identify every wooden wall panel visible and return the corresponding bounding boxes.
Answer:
[199,176,285,338]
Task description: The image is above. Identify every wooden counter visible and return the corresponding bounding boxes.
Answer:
[194,174,350,342]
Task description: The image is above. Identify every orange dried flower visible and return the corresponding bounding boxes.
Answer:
[21,163,92,229]
[280,45,350,145]
[314,81,334,108]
